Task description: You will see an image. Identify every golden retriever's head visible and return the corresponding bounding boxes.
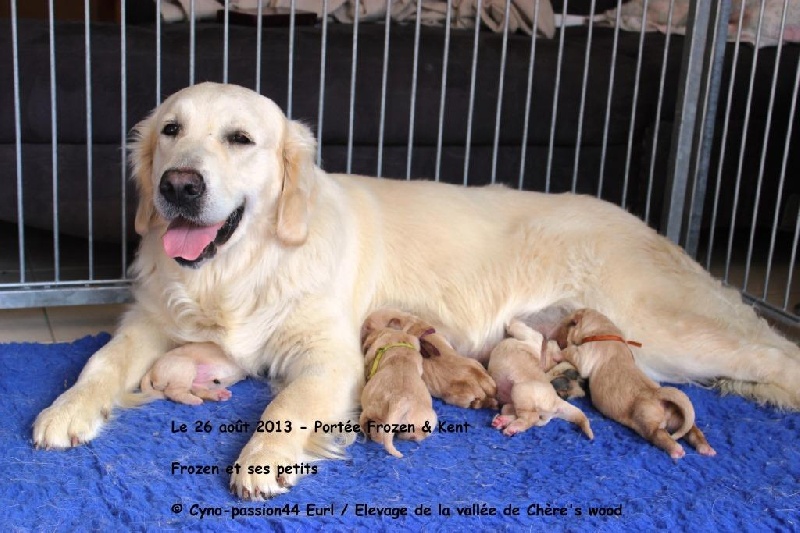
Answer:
[129,82,316,267]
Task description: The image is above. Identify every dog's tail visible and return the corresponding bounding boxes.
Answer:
[556,400,594,440]
[359,411,403,459]
[117,374,164,408]
[657,387,696,440]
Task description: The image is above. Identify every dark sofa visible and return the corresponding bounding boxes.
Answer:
[1,8,798,243]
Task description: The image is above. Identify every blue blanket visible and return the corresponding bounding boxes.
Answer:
[2,334,798,531]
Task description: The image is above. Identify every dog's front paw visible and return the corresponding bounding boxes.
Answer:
[230,442,306,500]
[33,386,112,449]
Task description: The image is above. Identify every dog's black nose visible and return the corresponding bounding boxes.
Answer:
[159,168,206,207]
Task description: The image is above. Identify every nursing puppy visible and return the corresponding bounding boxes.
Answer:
[361,308,497,408]
[489,319,593,438]
[360,325,437,458]
[32,83,798,500]
[553,309,715,458]
[122,342,245,406]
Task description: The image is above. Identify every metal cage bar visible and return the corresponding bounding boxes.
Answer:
[460,0,481,185]
[660,0,714,244]
[597,0,623,198]
[571,0,598,193]
[316,0,328,165]
[644,0,677,224]
[680,0,730,258]
[345,0,360,174]
[435,0,453,182]
[545,0,568,193]
[376,0,392,178]
[621,0,650,209]
[517,0,542,191]
[489,0,512,185]
[48,0,60,282]
[405,2,423,180]
[11,0,26,284]
[84,0,94,280]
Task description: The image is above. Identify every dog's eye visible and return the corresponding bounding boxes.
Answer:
[226,131,254,145]
[213,379,221,385]
[161,122,181,137]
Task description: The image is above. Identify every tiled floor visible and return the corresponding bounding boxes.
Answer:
[0,222,798,344]
[0,304,127,343]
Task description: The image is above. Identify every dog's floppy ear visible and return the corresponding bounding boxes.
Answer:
[387,318,405,329]
[360,319,375,346]
[129,112,159,236]
[277,120,317,246]
[551,310,583,349]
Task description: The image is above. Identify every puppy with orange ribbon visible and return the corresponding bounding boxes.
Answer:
[553,308,715,459]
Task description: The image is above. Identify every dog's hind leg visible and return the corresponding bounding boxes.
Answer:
[630,402,685,459]
[499,410,541,436]
[646,428,686,459]
[584,224,800,410]
[683,425,716,456]
[625,309,800,410]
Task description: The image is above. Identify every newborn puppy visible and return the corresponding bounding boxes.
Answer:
[553,309,715,459]
[487,319,593,438]
[361,308,497,408]
[360,324,438,458]
[122,342,246,406]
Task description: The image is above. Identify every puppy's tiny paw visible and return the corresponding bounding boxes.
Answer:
[696,444,716,457]
[669,446,686,459]
[214,389,232,401]
[491,414,514,429]
[502,419,531,436]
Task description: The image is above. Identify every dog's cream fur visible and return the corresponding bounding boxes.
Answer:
[32,83,800,499]
[489,319,593,438]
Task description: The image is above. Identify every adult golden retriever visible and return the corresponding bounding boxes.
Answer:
[33,83,800,499]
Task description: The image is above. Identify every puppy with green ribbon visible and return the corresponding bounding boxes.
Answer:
[360,312,438,458]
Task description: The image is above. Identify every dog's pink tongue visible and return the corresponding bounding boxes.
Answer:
[162,219,224,260]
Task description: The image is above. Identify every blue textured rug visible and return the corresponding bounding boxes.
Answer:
[2,334,798,531]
